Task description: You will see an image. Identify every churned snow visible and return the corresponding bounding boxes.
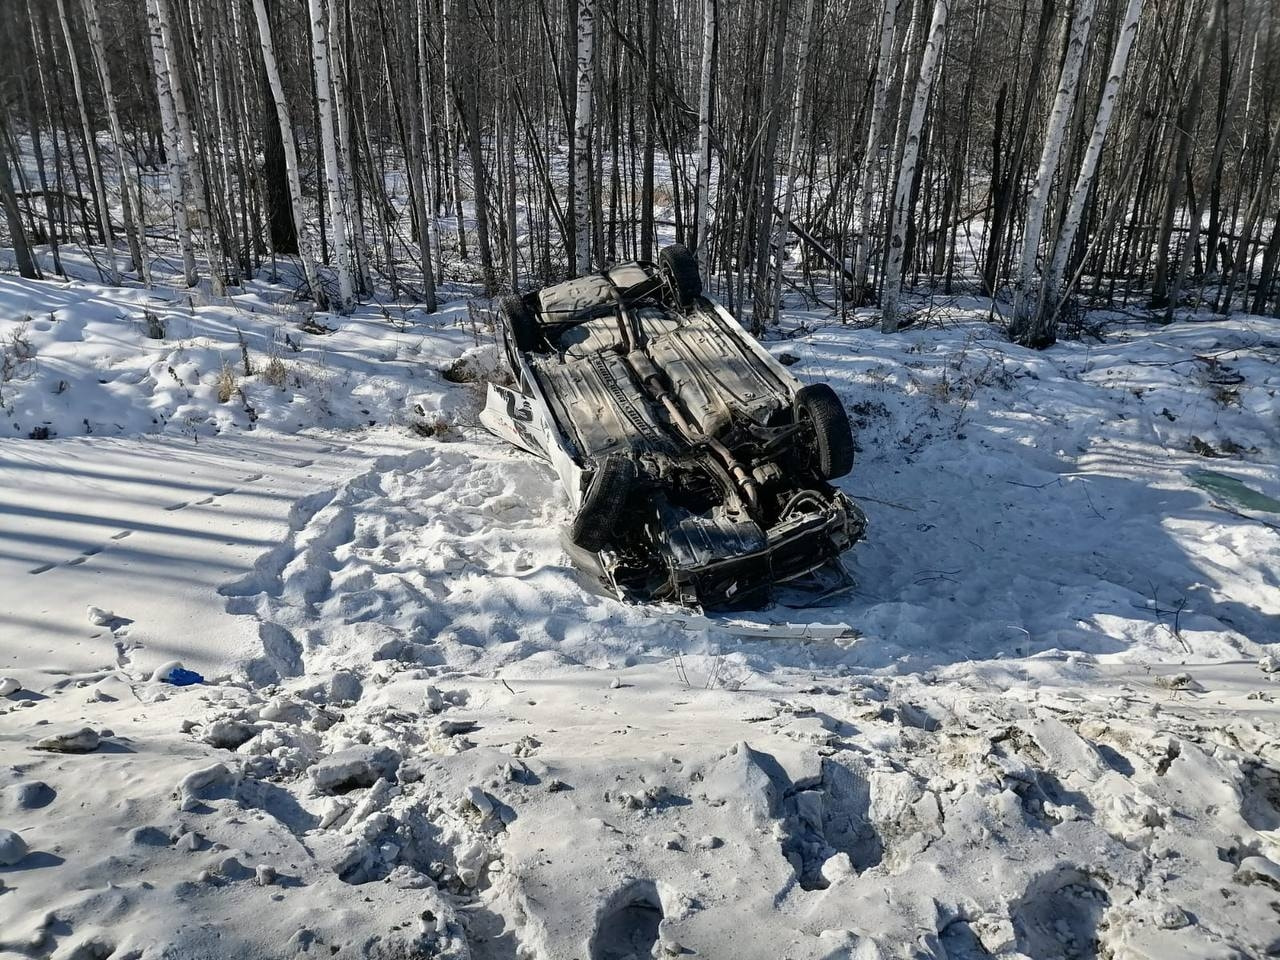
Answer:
[1,269,1278,959]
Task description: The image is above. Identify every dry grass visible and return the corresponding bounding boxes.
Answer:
[263,354,288,389]
[1,318,35,410]
[215,361,237,403]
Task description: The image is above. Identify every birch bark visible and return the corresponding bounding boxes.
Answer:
[55,0,119,285]
[573,0,597,275]
[1032,0,1143,343]
[1009,0,1098,341]
[880,0,949,332]
[251,0,325,306]
[81,0,149,283]
[853,0,898,301]
[145,0,196,286]
[308,0,355,311]
[771,0,818,322]
[694,0,716,276]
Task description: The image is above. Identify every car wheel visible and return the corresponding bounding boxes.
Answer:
[569,455,636,552]
[794,383,855,480]
[499,295,538,374]
[657,243,702,307]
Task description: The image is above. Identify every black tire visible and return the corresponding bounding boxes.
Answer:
[569,455,636,552]
[499,295,539,374]
[794,383,855,480]
[657,243,702,307]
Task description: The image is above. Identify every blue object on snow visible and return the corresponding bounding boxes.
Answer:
[165,668,204,687]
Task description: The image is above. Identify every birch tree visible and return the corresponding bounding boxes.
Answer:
[0,110,38,280]
[308,0,355,311]
[573,0,597,275]
[251,0,325,306]
[694,0,716,275]
[771,0,818,321]
[1009,0,1098,343]
[880,0,949,332]
[55,0,119,285]
[80,0,149,285]
[415,0,439,310]
[854,0,898,302]
[1030,0,1144,344]
[145,0,197,286]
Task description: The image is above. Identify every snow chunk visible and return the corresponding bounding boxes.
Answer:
[702,742,780,827]
[86,605,116,626]
[1235,856,1280,890]
[177,762,239,810]
[0,828,28,865]
[5,780,55,810]
[204,719,260,750]
[309,746,401,793]
[34,727,100,753]
[0,677,20,696]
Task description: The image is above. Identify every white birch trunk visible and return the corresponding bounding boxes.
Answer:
[309,0,355,311]
[328,0,370,295]
[853,0,898,299]
[695,0,716,276]
[251,0,324,306]
[157,0,222,294]
[771,0,818,321]
[81,0,149,284]
[880,0,948,332]
[145,0,197,286]
[56,0,119,285]
[573,0,597,275]
[416,0,441,300]
[1010,0,1097,335]
[150,0,223,293]
[1036,0,1143,339]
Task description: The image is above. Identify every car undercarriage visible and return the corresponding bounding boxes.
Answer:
[481,245,865,609]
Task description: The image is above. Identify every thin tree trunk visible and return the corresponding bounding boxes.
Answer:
[252,0,325,306]
[1149,0,1220,310]
[0,111,39,280]
[880,0,949,332]
[853,0,898,303]
[145,0,197,285]
[694,0,717,274]
[573,0,597,274]
[309,0,356,311]
[771,0,817,322]
[56,0,120,285]
[1033,0,1144,344]
[1008,0,1098,342]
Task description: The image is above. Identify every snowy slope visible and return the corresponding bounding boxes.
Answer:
[2,273,1279,960]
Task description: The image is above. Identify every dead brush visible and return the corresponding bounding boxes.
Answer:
[142,309,166,339]
[0,318,35,409]
[410,408,456,439]
[262,339,289,389]
[215,361,237,403]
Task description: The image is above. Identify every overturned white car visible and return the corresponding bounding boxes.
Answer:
[480,245,866,609]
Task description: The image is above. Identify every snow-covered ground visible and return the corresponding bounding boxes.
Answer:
[2,268,1279,960]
